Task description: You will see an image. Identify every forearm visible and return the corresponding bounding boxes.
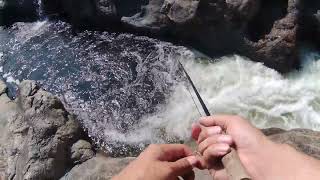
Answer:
[251,140,320,180]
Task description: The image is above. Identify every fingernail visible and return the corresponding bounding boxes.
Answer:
[207,126,222,135]
[217,135,232,144]
[186,156,198,167]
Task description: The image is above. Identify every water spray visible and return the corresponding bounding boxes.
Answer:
[178,60,251,180]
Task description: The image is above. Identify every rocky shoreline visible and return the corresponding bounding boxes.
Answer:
[1,0,320,73]
[0,80,319,180]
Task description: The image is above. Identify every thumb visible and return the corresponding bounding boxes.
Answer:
[169,156,198,177]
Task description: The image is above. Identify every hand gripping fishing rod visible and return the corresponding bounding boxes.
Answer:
[178,60,251,180]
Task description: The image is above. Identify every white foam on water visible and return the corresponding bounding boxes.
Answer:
[0,52,3,73]
[11,21,49,46]
[3,72,20,85]
[103,54,320,145]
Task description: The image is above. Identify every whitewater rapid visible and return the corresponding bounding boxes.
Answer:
[0,21,319,154]
[100,52,320,148]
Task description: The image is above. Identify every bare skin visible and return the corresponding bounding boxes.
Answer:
[113,115,320,180]
[112,144,200,180]
[192,115,320,180]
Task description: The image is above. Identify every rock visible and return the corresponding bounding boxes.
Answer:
[121,0,171,32]
[43,0,119,30]
[121,0,320,73]
[71,140,95,164]
[1,0,38,26]
[61,154,135,180]
[0,80,6,95]
[3,80,83,180]
[264,128,320,160]
[63,128,320,180]
[244,0,300,73]
[0,81,17,180]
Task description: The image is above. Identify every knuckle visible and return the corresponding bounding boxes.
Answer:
[148,144,159,150]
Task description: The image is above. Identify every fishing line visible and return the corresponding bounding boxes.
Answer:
[185,83,203,117]
[178,60,211,116]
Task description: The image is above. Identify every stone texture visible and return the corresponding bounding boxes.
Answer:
[3,80,83,180]
[0,81,6,95]
[121,0,303,73]
[71,140,95,164]
[0,81,16,180]
[61,154,135,180]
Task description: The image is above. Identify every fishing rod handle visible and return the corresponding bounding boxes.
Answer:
[221,147,252,180]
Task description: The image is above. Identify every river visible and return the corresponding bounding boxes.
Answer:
[0,20,319,154]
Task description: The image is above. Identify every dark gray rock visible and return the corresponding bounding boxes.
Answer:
[0,0,38,26]
[3,80,83,180]
[71,140,95,164]
[121,0,320,73]
[121,0,171,32]
[244,0,299,73]
[43,0,119,29]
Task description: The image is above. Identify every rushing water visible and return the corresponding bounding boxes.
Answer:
[0,20,319,155]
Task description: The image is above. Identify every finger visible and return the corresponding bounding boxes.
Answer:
[169,156,198,177]
[181,170,195,180]
[200,115,248,129]
[197,126,222,144]
[198,135,233,154]
[203,144,231,164]
[158,144,193,161]
[199,115,233,128]
[191,123,201,141]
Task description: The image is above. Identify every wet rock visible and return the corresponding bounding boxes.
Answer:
[3,80,83,180]
[122,0,320,73]
[121,0,172,32]
[61,154,135,180]
[71,140,95,164]
[244,0,300,73]
[43,0,119,30]
[1,0,38,26]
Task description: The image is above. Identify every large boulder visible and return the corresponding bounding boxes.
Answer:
[0,81,17,180]
[1,80,84,180]
[121,0,320,73]
[43,0,120,29]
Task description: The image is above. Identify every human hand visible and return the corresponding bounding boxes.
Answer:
[112,144,200,180]
[192,115,275,180]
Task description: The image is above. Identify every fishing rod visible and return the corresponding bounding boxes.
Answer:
[178,60,251,180]
[177,60,210,116]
